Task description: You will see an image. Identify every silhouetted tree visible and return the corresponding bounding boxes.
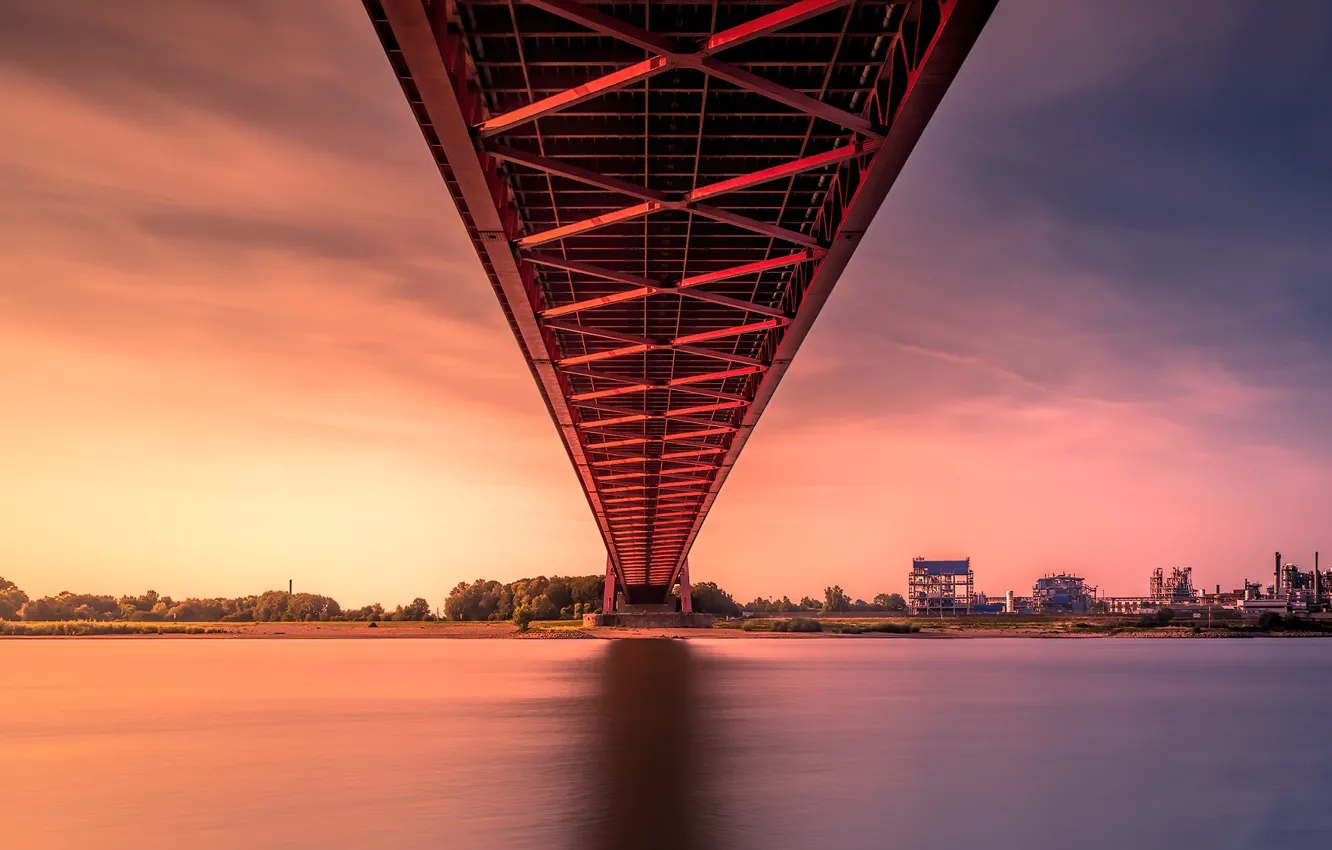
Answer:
[873,593,907,612]
[444,579,505,621]
[401,597,432,621]
[529,595,559,620]
[0,577,28,620]
[687,582,741,617]
[823,585,850,612]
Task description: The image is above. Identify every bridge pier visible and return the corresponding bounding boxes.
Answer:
[586,557,712,627]
[602,555,616,613]
[679,559,693,615]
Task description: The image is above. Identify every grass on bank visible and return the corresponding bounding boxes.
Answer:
[718,617,920,634]
[717,611,1332,637]
[0,621,228,636]
[0,618,584,637]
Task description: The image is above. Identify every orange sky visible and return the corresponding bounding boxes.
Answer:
[2,0,1329,606]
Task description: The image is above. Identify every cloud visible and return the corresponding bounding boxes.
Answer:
[0,0,1329,602]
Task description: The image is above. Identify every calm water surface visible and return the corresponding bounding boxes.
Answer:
[3,638,1330,849]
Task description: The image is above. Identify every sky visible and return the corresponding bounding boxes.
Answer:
[1,0,1329,605]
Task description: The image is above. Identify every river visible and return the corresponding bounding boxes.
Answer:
[3,637,1330,849]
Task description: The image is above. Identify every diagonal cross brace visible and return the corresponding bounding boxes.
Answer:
[489,146,821,248]
[527,249,814,319]
[510,140,879,246]
[481,0,870,137]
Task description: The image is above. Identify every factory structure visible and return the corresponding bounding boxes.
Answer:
[908,552,1330,617]
[1031,574,1097,614]
[1240,551,1327,614]
[908,558,975,616]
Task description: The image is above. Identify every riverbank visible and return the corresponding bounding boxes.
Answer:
[3,617,1330,638]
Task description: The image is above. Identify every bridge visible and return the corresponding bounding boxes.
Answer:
[363,0,997,617]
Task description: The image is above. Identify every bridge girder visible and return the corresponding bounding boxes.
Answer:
[364,0,998,600]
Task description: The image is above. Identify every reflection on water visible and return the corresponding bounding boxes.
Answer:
[3,637,1332,849]
[585,639,715,850]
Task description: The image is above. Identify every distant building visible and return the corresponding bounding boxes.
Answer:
[970,591,1005,614]
[1102,597,1147,614]
[1031,574,1097,614]
[1149,567,1197,606]
[909,558,974,616]
[1250,551,1330,613]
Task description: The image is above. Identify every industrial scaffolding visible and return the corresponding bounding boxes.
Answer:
[909,558,974,616]
[1032,574,1097,614]
[1149,567,1197,606]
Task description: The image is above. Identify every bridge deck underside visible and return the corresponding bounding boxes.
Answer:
[365,0,995,599]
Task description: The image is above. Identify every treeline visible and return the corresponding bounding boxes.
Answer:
[443,576,908,622]
[0,577,431,623]
[744,586,907,614]
[443,575,755,621]
[444,575,605,621]
[1,573,910,626]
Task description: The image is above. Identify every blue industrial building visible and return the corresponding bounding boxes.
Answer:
[909,558,975,616]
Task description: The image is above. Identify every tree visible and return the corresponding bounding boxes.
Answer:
[513,606,534,632]
[444,579,505,621]
[823,585,850,613]
[687,582,741,617]
[529,595,559,621]
[568,575,605,611]
[401,597,432,621]
[544,579,572,613]
[873,593,907,612]
[341,603,383,622]
[20,596,70,621]
[252,591,289,621]
[798,596,820,610]
[0,577,28,620]
[447,574,605,621]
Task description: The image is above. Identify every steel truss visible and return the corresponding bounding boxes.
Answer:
[364,0,997,603]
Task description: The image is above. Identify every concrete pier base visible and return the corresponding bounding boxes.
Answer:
[583,612,714,628]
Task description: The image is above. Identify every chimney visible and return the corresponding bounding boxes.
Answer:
[1317,552,1321,600]
[1275,551,1282,593]
[289,579,293,595]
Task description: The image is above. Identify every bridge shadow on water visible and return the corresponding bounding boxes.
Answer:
[572,639,732,850]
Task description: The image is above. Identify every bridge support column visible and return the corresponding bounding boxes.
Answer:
[602,555,617,613]
[584,556,712,628]
[679,558,693,614]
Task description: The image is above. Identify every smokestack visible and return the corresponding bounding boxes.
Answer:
[289,579,293,594]
[1317,552,1321,601]
[1275,551,1282,593]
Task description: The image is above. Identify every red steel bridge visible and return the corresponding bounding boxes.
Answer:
[364,0,997,610]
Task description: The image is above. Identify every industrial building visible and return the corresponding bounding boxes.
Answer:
[1241,552,1329,614]
[901,550,1329,619]
[909,558,974,617]
[1149,567,1198,606]
[1098,553,1332,617]
[1031,574,1097,614]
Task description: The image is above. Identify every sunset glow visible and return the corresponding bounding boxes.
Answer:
[2,0,1328,606]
